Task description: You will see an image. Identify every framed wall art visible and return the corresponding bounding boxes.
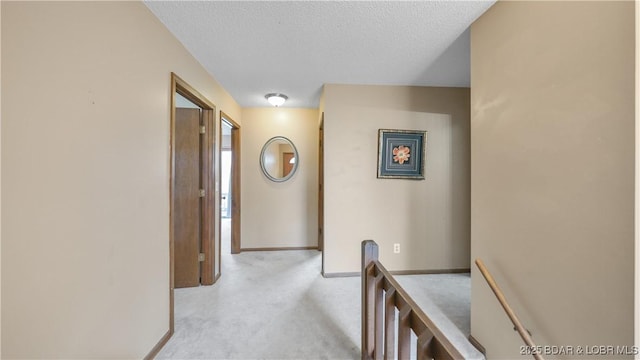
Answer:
[377,129,427,180]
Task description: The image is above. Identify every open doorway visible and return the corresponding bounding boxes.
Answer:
[220,122,232,255]
[220,112,241,256]
[169,73,218,334]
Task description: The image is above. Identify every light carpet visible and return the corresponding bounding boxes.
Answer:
[157,220,481,359]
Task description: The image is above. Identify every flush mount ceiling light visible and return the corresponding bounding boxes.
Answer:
[265,93,288,107]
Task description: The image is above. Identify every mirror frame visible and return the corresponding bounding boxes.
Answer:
[259,136,300,182]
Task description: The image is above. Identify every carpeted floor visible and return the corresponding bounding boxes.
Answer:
[157,219,481,359]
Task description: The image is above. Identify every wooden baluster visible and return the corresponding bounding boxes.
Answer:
[365,265,376,360]
[417,329,434,360]
[384,288,396,360]
[375,273,385,359]
[397,306,412,360]
[362,240,378,360]
[431,339,456,360]
[363,240,466,360]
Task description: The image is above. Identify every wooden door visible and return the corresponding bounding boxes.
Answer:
[282,152,294,177]
[174,108,202,288]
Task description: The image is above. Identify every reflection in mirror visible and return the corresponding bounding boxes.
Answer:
[260,136,299,182]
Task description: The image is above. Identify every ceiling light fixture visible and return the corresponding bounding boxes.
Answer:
[265,93,288,107]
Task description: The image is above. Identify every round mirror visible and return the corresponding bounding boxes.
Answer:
[260,136,299,182]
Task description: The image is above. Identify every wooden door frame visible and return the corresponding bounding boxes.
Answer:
[319,113,325,273]
[169,73,217,334]
[220,112,241,255]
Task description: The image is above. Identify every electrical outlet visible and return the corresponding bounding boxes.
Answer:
[393,243,400,254]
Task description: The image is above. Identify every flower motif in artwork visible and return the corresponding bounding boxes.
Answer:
[392,145,411,164]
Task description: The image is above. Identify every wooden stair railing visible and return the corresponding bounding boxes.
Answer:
[362,240,465,360]
[475,259,544,360]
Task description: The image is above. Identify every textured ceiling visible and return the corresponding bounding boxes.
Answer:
[145,1,495,108]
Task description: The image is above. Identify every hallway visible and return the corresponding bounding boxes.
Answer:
[158,250,360,358]
[158,221,476,359]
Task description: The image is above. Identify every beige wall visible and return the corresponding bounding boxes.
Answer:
[0,1,3,354]
[241,108,318,249]
[1,1,240,358]
[636,0,639,350]
[471,1,635,358]
[322,84,470,274]
[263,141,282,178]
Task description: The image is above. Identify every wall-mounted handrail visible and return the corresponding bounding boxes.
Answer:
[475,259,544,360]
[362,240,466,360]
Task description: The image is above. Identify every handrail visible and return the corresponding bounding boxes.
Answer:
[362,240,465,360]
[475,259,544,360]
